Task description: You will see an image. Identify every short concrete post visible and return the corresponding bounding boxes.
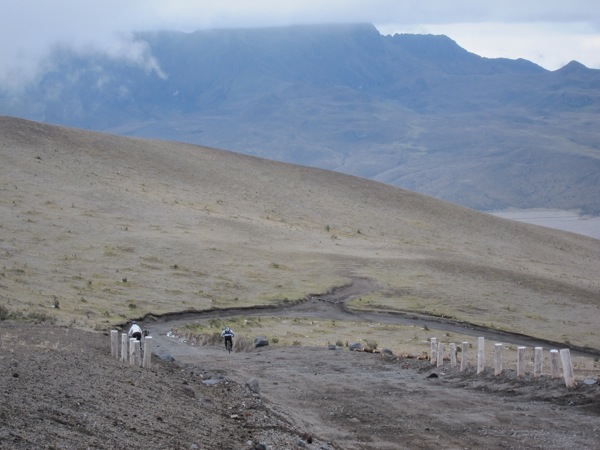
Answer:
[111,330,119,359]
[430,338,437,364]
[534,347,543,377]
[142,336,152,369]
[494,343,503,376]
[559,349,576,388]
[477,337,485,374]
[449,343,457,368]
[517,346,526,377]
[129,338,137,366]
[550,349,560,379]
[134,342,142,367]
[437,343,445,367]
[120,333,128,363]
[460,341,468,372]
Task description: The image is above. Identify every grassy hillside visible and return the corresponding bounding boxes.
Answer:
[3,24,600,214]
[1,116,598,350]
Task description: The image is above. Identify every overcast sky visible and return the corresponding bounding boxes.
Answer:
[2,0,600,86]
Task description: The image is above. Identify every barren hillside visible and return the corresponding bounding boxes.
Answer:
[1,116,599,350]
[2,116,600,449]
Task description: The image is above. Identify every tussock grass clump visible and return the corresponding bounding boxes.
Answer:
[0,306,56,324]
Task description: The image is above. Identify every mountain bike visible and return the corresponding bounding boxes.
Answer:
[225,337,233,353]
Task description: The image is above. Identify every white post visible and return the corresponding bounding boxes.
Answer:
[559,349,576,388]
[517,346,526,377]
[129,338,137,366]
[430,338,437,364]
[460,341,468,372]
[494,343,503,376]
[550,349,560,379]
[121,333,128,363]
[449,343,457,368]
[134,342,142,366]
[477,337,485,374]
[142,336,152,369]
[534,347,543,377]
[437,343,445,367]
[111,330,119,359]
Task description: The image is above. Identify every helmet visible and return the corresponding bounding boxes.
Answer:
[225,327,230,332]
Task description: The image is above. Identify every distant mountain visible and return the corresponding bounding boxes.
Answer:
[2,23,599,214]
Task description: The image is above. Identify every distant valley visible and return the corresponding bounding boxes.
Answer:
[1,23,599,216]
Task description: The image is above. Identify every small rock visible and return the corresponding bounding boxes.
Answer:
[254,444,267,450]
[254,336,269,348]
[349,342,363,351]
[246,378,260,395]
[190,444,199,450]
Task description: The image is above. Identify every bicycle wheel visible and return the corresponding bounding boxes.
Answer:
[226,339,232,353]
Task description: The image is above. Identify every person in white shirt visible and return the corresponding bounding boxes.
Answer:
[128,321,143,341]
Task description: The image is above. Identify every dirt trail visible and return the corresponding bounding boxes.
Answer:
[141,278,600,449]
[148,277,600,358]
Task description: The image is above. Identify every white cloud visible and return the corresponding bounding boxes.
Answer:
[1,0,599,87]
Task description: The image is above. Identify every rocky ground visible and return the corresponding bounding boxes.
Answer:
[0,322,328,450]
[2,321,599,450]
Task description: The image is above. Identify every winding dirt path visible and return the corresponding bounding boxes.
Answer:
[147,277,600,358]
[137,278,600,449]
[139,278,600,450]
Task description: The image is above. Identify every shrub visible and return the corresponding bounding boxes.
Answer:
[365,339,378,350]
[0,304,9,320]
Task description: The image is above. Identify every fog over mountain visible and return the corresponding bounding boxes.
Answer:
[2,23,599,214]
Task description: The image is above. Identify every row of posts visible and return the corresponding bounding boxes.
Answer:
[110,330,152,369]
[430,337,576,388]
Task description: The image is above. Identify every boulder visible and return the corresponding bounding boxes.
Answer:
[349,342,363,352]
[254,336,269,348]
[246,378,260,395]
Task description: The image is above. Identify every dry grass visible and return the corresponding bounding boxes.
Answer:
[173,315,600,375]
[1,117,599,352]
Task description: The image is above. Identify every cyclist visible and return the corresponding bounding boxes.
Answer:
[128,321,143,341]
[221,326,235,351]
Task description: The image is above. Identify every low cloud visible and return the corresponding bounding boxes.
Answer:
[1,0,599,87]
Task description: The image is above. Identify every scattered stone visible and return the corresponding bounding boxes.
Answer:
[190,444,199,450]
[382,348,394,356]
[201,379,223,386]
[583,378,597,385]
[301,432,314,443]
[426,373,438,379]
[328,344,337,350]
[246,378,260,395]
[182,385,196,398]
[254,336,269,348]
[158,353,175,362]
[254,443,267,450]
[349,342,363,352]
